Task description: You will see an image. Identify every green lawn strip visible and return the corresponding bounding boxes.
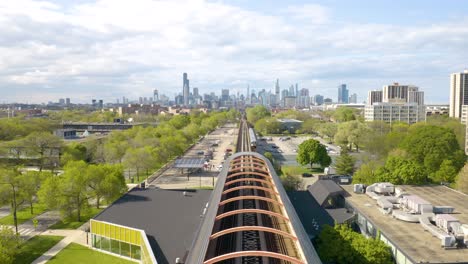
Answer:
[50,207,103,230]
[0,203,47,225]
[281,165,322,176]
[47,243,135,264]
[13,235,64,264]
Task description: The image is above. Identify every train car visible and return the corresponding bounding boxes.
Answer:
[248,128,257,151]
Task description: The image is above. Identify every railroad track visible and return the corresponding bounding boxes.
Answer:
[205,120,294,264]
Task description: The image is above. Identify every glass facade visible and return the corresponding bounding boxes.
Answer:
[90,220,156,264]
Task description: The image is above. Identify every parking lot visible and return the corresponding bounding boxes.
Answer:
[148,124,238,189]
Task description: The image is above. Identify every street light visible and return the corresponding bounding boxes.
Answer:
[1,182,18,235]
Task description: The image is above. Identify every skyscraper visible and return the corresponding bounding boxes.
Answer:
[275,79,280,105]
[449,70,468,118]
[183,73,190,106]
[153,89,159,102]
[247,85,250,104]
[338,84,349,103]
[349,93,357,104]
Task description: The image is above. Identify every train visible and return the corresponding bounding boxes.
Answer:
[248,128,257,151]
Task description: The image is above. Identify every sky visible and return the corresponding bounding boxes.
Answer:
[1,0,468,104]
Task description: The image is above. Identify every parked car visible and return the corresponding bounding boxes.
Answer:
[302,173,313,178]
[196,150,204,155]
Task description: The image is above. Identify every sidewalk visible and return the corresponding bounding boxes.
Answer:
[5,210,61,240]
[31,229,87,264]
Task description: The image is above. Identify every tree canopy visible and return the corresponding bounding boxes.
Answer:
[335,151,356,175]
[246,105,270,124]
[316,224,392,264]
[296,139,331,169]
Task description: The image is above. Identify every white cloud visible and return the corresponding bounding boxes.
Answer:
[0,0,467,103]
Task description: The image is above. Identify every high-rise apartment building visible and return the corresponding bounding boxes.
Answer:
[338,84,349,103]
[367,90,383,105]
[183,73,190,106]
[449,70,468,118]
[382,83,419,104]
[365,83,425,124]
[365,103,426,124]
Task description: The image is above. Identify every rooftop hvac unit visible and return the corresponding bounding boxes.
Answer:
[353,184,365,193]
[435,214,460,234]
[374,182,395,194]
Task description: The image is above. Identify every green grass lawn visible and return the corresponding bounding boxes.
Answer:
[0,203,47,225]
[47,243,135,264]
[281,165,323,176]
[50,208,103,230]
[13,235,64,264]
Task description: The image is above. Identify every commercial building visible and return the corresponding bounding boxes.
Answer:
[450,70,468,119]
[338,84,349,103]
[364,103,426,124]
[349,93,357,104]
[90,188,212,264]
[342,184,468,264]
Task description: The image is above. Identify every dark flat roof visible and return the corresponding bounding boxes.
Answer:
[174,158,205,168]
[307,179,347,206]
[94,188,212,264]
[287,190,334,239]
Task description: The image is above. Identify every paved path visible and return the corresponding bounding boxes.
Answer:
[31,229,87,264]
[5,210,61,240]
[0,206,10,218]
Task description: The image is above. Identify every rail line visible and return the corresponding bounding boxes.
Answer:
[186,118,321,264]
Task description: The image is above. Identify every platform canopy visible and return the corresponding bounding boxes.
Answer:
[173,158,206,169]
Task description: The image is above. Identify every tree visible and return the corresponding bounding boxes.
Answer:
[24,132,62,171]
[280,173,303,191]
[123,147,156,182]
[104,132,129,163]
[297,139,331,169]
[334,121,369,151]
[39,161,90,222]
[0,168,24,234]
[299,118,320,134]
[0,225,21,264]
[1,139,27,165]
[246,105,270,124]
[316,224,392,264]
[18,171,45,214]
[456,163,468,194]
[318,122,337,141]
[335,151,356,175]
[254,117,281,134]
[400,125,466,178]
[61,143,87,165]
[378,153,426,185]
[352,160,383,185]
[333,107,356,122]
[87,164,126,209]
[433,160,458,183]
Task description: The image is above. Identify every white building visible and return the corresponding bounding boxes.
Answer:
[449,70,468,119]
[365,103,426,124]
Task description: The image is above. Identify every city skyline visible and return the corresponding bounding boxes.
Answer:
[1,0,468,103]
